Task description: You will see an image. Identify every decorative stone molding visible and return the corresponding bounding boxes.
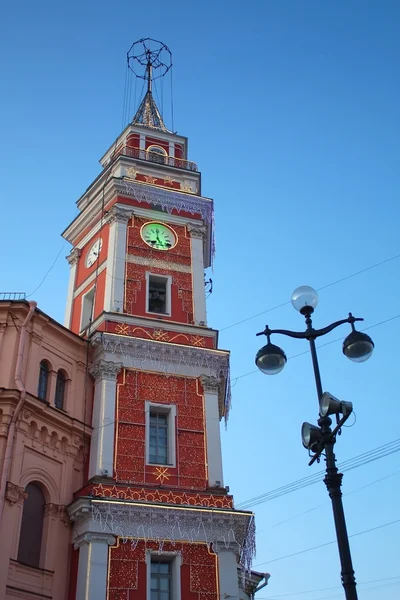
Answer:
[119,180,214,224]
[31,332,43,346]
[91,500,255,573]
[90,359,123,382]
[0,323,7,333]
[73,531,116,550]
[44,503,70,526]
[186,222,206,240]
[67,248,81,267]
[126,253,191,273]
[105,206,132,225]
[5,482,28,505]
[200,375,221,393]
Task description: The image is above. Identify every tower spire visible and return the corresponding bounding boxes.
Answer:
[128,38,172,132]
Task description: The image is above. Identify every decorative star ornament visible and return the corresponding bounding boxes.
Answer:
[153,467,170,484]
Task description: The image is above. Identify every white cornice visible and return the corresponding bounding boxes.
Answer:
[90,311,218,341]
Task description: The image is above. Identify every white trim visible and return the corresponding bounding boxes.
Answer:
[139,134,146,151]
[64,261,77,328]
[145,401,176,468]
[104,218,127,312]
[146,550,182,600]
[204,388,224,487]
[147,144,168,156]
[73,262,107,299]
[146,272,172,317]
[89,312,217,341]
[190,235,207,325]
[80,286,96,333]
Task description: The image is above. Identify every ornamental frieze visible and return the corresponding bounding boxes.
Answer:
[110,322,213,349]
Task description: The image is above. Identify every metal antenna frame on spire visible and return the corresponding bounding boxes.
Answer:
[127,38,172,90]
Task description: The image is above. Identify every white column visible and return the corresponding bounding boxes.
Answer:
[200,375,224,488]
[218,547,240,600]
[88,360,122,479]
[64,248,81,327]
[74,532,115,600]
[104,207,130,313]
[187,223,207,326]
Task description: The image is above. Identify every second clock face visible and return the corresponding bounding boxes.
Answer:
[86,238,102,267]
[141,223,177,251]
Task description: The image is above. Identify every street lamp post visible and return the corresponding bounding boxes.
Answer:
[255,286,374,600]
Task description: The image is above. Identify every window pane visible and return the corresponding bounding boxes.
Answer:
[17,483,45,568]
[151,591,158,600]
[160,591,170,600]
[160,577,169,590]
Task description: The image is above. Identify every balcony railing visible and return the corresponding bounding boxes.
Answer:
[117,146,198,172]
[0,292,26,300]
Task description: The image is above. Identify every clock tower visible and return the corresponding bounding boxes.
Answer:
[65,40,258,600]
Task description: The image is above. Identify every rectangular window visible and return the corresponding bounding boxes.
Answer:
[146,274,171,316]
[146,403,176,467]
[151,560,171,600]
[81,287,95,331]
[149,412,168,464]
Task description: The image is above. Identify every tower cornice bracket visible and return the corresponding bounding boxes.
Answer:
[66,248,81,267]
[90,359,123,381]
[187,222,207,240]
[105,206,132,225]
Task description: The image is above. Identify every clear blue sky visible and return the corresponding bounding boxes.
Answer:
[1,1,400,598]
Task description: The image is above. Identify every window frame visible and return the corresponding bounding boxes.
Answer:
[54,370,67,410]
[146,551,181,600]
[17,482,45,569]
[80,286,96,332]
[146,273,172,317]
[37,361,50,402]
[145,402,176,468]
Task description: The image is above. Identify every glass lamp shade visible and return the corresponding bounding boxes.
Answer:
[343,330,374,363]
[291,286,319,314]
[255,342,287,375]
[301,422,322,451]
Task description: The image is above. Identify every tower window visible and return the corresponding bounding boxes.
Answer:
[81,287,95,331]
[147,145,168,164]
[38,361,50,401]
[147,274,171,316]
[151,560,171,600]
[149,412,168,464]
[146,402,176,467]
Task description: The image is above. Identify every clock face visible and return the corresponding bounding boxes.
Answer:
[86,238,102,267]
[141,223,177,251]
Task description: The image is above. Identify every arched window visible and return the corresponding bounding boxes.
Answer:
[17,483,45,568]
[38,361,50,401]
[147,145,167,164]
[55,370,66,410]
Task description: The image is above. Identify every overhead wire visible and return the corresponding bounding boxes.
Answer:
[236,438,400,509]
[220,252,400,332]
[254,575,400,599]
[254,518,400,567]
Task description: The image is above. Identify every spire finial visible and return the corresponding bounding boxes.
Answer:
[127,38,172,131]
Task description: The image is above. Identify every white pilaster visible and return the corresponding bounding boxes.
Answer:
[74,532,115,600]
[64,248,81,327]
[104,207,130,313]
[187,223,207,326]
[218,547,240,600]
[139,134,146,150]
[200,375,224,487]
[88,360,122,479]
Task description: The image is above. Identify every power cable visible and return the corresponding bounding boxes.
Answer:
[236,438,400,509]
[254,575,400,599]
[254,518,400,567]
[26,242,67,298]
[220,252,400,332]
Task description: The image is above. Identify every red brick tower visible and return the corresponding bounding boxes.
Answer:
[65,39,257,600]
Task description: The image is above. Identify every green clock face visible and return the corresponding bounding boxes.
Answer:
[141,222,177,251]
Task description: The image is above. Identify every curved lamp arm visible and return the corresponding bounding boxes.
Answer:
[256,314,364,341]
